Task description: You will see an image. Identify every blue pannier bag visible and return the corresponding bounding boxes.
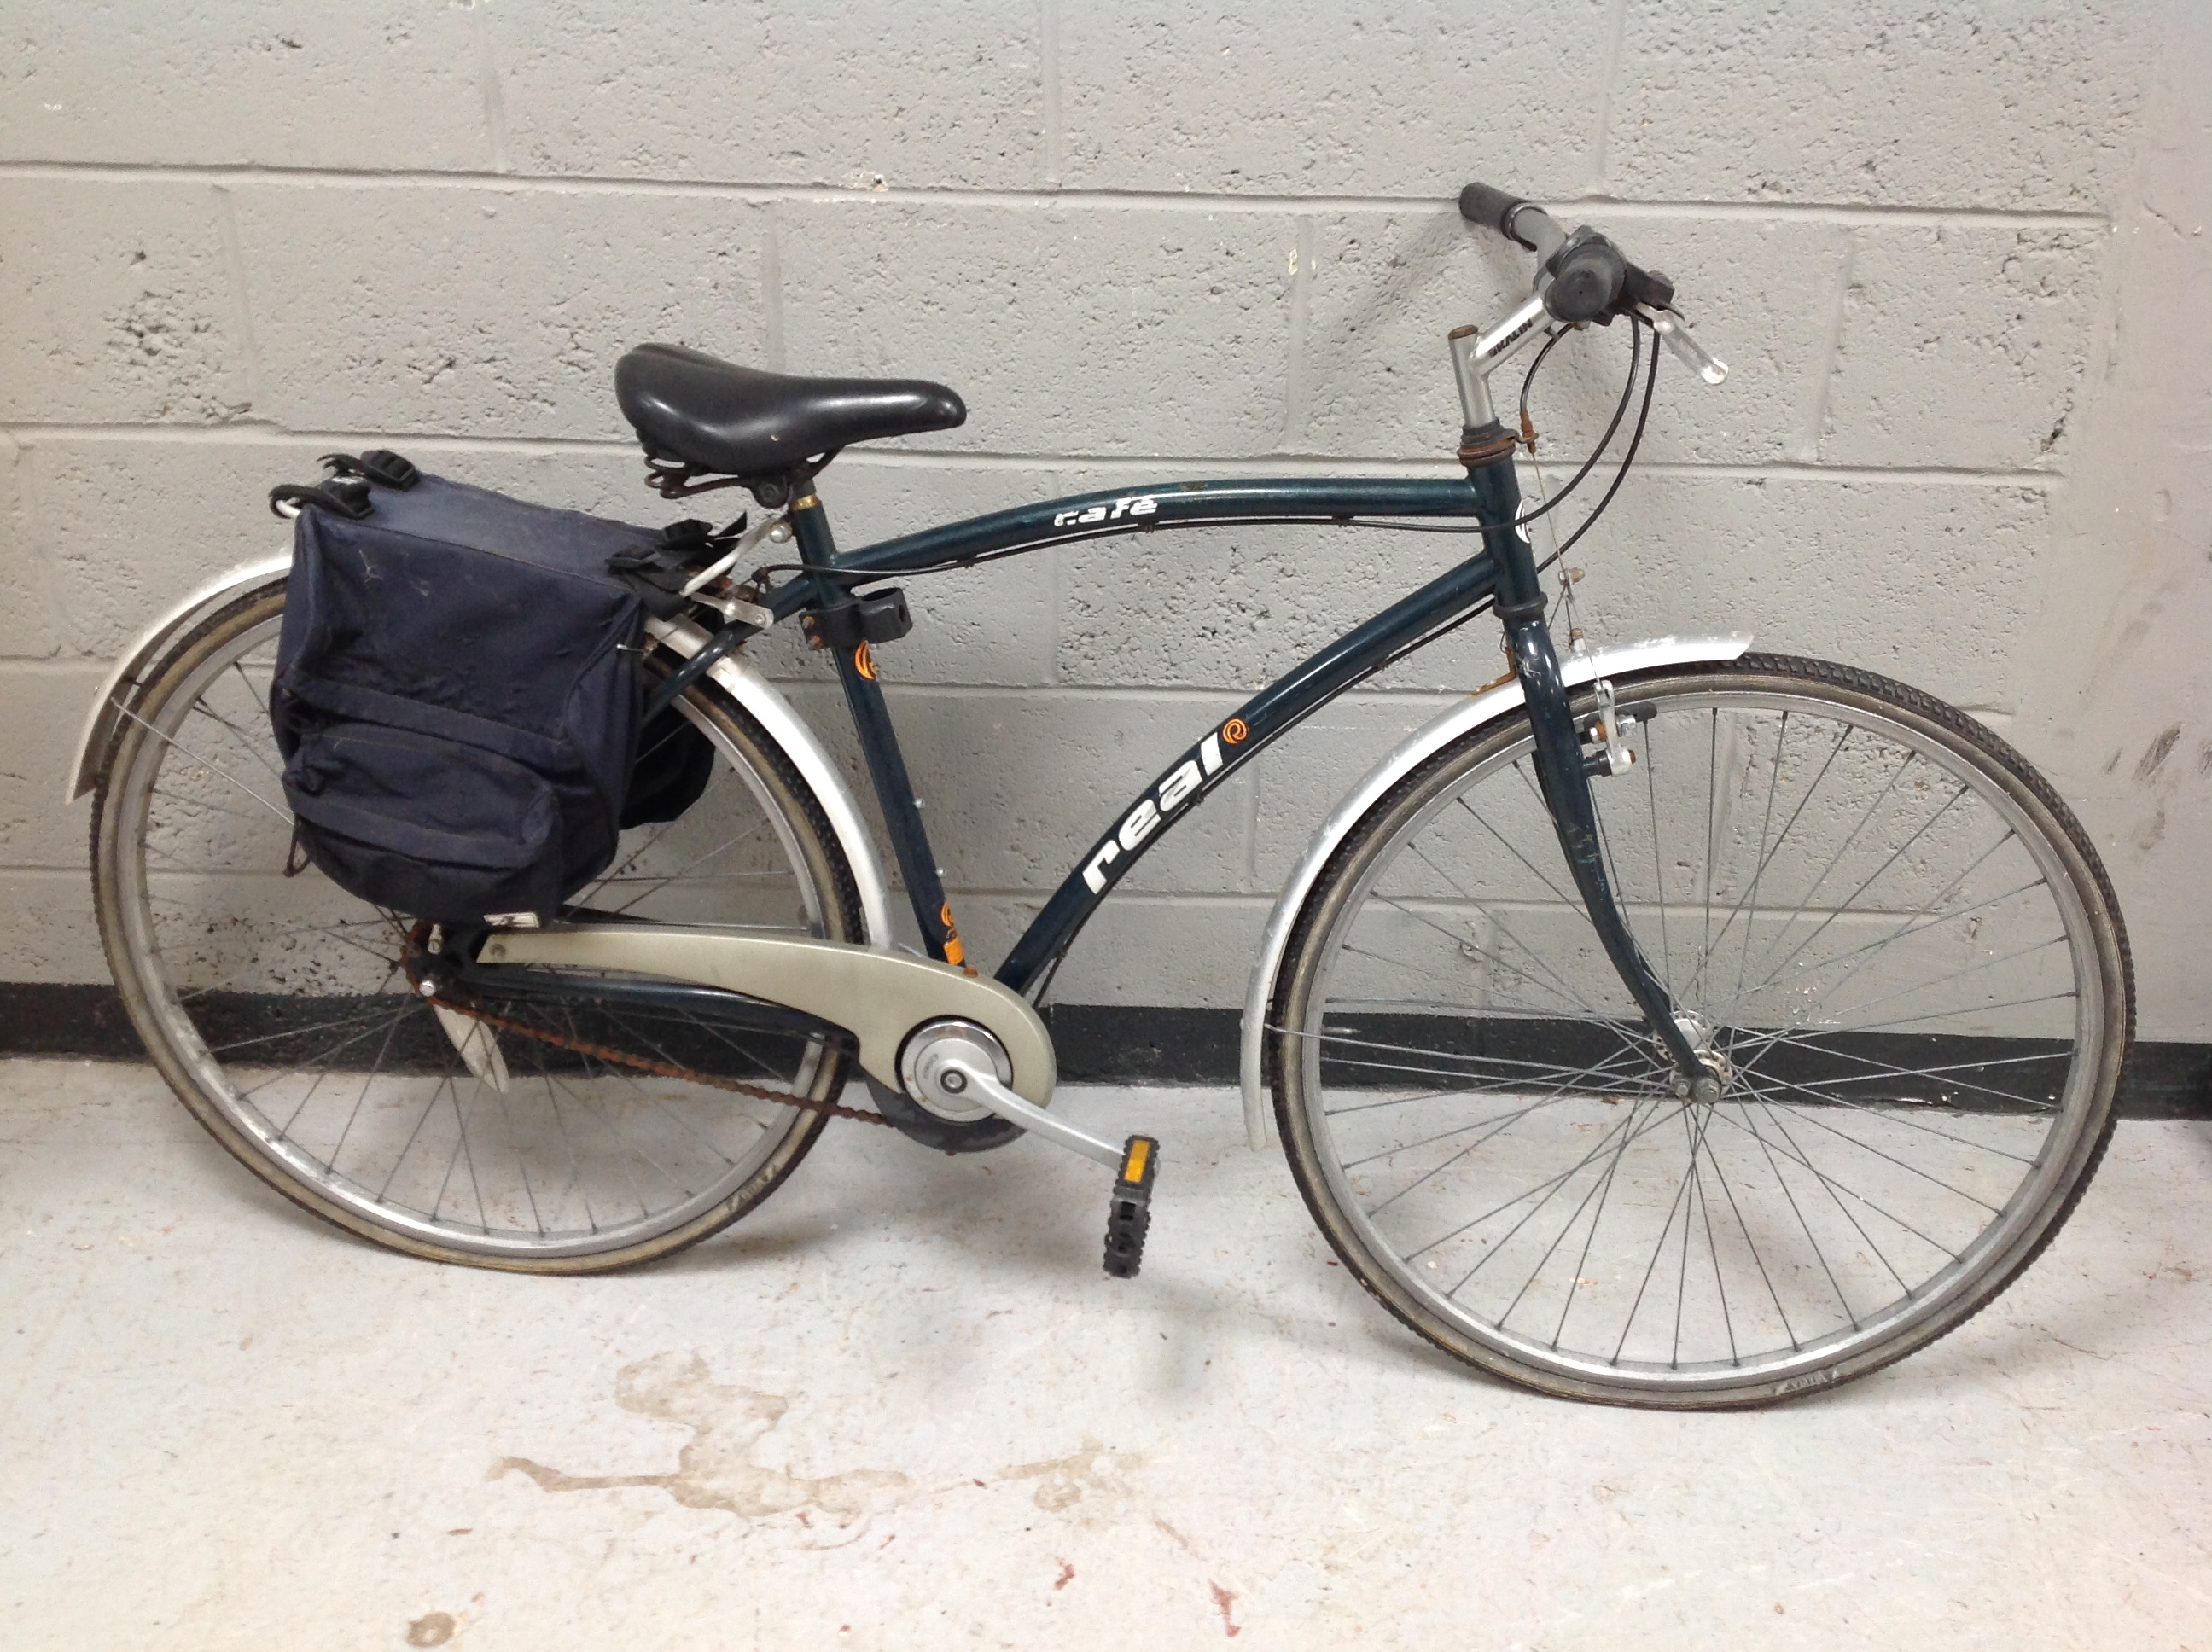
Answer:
[269,453,671,923]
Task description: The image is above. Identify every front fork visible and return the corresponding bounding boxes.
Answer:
[1473,456,1718,1091]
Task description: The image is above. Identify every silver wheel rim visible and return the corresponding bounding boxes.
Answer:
[1291,677,2113,1398]
[107,599,839,1261]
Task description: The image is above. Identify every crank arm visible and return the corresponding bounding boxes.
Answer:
[934,1052,1123,1169]
[972,1070,1160,1278]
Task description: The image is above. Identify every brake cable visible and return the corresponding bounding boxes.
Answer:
[1534,312,1661,577]
[1511,310,1642,531]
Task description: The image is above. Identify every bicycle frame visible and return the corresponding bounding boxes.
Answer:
[773,454,1707,1077]
[60,445,1709,1087]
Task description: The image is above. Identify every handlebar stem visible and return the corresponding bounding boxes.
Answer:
[1447,293,1551,429]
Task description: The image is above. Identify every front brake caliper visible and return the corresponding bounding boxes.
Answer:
[1580,678,1638,777]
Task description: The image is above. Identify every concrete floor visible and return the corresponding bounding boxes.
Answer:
[2,1059,2207,1650]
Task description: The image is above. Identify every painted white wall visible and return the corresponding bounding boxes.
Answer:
[2,2,2204,1036]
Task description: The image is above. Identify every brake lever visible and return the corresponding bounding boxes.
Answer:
[1636,303,1728,385]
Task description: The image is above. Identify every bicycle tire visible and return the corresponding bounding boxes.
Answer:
[1271,654,2132,1407]
[92,579,865,1272]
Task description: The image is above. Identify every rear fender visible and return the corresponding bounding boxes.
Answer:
[67,550,293,805]
[645,616,896,951]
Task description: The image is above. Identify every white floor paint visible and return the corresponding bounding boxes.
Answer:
[2,1058,2206,1649]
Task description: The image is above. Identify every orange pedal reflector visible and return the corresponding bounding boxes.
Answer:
[1103,1134,1160,1279]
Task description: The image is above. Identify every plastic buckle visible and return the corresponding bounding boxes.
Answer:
[356,449,420,489]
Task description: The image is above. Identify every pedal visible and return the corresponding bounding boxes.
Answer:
[1103,1135,1160,1279]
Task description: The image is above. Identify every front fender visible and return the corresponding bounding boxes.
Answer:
[67,550,294,804]
[1237,632,1752,1151]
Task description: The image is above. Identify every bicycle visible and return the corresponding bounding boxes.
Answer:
[74,183,2133,1409]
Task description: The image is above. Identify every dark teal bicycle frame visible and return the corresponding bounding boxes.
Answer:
[772,451,1707,1079]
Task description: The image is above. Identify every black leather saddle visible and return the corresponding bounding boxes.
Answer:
[614,343,965,480]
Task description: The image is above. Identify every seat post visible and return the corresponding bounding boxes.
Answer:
[789,490,969,968]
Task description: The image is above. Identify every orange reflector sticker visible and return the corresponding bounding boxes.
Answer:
[1122,1138,1150,1183]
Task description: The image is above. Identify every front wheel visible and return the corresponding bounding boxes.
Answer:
[1272,655,2132,1407]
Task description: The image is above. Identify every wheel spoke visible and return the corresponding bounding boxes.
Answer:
[1730,707,1791,1006]
[118,701,294,824]
[1337,938,1638,1032]
[1812,933,2069,1029]
[1644,719,1675,992]
[1710,1096,1930,1285]
[604,817,774,916]
[1734,745,1920,993]
[1546,1094,1655,1347]
[1691,858,2040,1024]
[1729,1070,2003,1213]
[1724,1025,2065,1121]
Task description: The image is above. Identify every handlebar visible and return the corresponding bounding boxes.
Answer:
[1457,180,1725,383]
[1639,304,1728,386]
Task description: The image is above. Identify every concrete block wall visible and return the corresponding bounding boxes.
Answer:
[3,2,2206,1036]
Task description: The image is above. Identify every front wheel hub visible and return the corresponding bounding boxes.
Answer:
[1670,1009,1731,1099]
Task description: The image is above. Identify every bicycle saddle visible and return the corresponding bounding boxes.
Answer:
[614,343,966,478]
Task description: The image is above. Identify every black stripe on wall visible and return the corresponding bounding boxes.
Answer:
[2,986,2203,1120]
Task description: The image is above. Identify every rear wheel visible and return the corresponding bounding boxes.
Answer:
[1272,655,2132,1406]
[92,581,864,1271]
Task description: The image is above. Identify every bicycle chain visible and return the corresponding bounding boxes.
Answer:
[402,928,893,1128]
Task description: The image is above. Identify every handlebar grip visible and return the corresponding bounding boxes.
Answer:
[1459,182,1563,260]
[1458,182,1532,241]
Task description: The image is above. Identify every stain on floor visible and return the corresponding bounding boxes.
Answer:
[492,1351,907,1527]
[998,1436,1144,1515]
[2135,723,2182,781]
[1209,1579,1243,1637]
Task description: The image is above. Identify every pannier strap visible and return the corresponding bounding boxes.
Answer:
[288,789,546,871]
[322,450,422,490]
[279,675,577,773]
[269,479,372,521]
[607,515,748,620]
[268,449,422,519]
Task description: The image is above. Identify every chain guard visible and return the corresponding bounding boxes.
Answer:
[403,922,893,1129]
